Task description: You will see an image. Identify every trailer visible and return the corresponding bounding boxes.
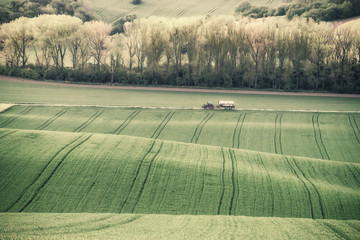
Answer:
[217,100,235,110]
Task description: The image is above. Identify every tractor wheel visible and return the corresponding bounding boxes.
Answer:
[209,105,214,109]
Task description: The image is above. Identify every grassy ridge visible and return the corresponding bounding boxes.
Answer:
[0,129,359,220]
[1,213,359,240]
[0,106,359,162]
[1,79,360,111]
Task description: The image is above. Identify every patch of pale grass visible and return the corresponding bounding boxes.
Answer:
[0,104,14,113]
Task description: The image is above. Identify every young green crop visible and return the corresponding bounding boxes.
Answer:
[0,106,359,162]
[1,213,359,240]
[0,129,359,220]
[1,79,360,111]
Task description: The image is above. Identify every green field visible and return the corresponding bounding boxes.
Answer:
[88,0,284,22]
[1,79,360,111]
[0,79,360,239]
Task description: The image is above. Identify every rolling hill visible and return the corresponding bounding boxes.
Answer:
[88,0,284,22]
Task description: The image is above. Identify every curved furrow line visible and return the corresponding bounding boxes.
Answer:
[194,112,214,143]
[20,134,93,212]
[0,107,32,128]
[196,146,208,215]
[49,150,90,212]
[345,164,360,185]
[217,148,226,215]
[176,7,190,18]
[96,8,107,22]
[291,157,325,219]
[190,113,210,143]
[131,142,163,213]
[274,113,283,154]
[151,112,175,139]
[315,114,330,160]
[11,215,117,234]
[191,112,214,144]
[312,114,329,160]
[3,134,85,212]
[36,109,67,130]
[232,113,243,148]
[46,215,143,235]
[284,156,315,219]
[348,114,360,144]
[257,153,274,217]
[74,140,124,212]
[0,130,17,140]
[207,0,230,15]
[89,215,143,232]
[4,134,90,212]
[319,221,349,239]
[96,138,138,212]
[228,149,238,215]
[73,110,103,133]
[118,140,157,213]
[147,7,161,18]
[237,113,247,149]
[112,110,140,135]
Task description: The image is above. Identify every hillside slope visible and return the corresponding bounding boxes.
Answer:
[1,129,359,219]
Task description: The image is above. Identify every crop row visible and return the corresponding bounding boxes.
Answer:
[0,129,359,219]
[0,106,359,162]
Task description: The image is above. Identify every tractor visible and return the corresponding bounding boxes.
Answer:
[202,101,214,109]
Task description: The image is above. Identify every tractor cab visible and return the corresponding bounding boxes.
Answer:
[202,101,214,109]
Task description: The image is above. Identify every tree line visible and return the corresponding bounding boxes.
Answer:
[1,14,360,93]
[236,0,360,22]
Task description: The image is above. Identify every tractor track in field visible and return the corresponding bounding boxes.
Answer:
[217,148,227,215]
[348,114,360,144]
[190,112,214,144]
[131,142,163,213]
[96,138,137,212]
[176,7,191,18]
[36,109,67,130]
[112,110,140,135]
[320,222,349,239]
[196,146,208,215]
[345,164,360,185]
[96,8,107,22]
[312,114,330,160]
[0,130,17,140]
[20,134,92,212]
[151,112,175,139]
[73,110,103,133]
[207,0,230,15]
[74,140,124,212]
[257,153,274,217]
[147,7,161,18]
[274,113,283,154]
[228,149,238,215]
[284,156,315,219]
[232,113,246,149]
[0,107,32,128]
[118,140,160,213]
[286,156,326,219]
[4,134,91,212]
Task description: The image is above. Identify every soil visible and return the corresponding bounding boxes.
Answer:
[1,75,359,98]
